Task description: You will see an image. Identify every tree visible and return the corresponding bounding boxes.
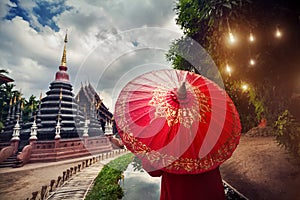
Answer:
[167,0,300,132]
[0,70,38,132]
[0,82,17,131]
[22,95,39,122]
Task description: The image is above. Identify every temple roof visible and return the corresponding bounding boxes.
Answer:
[76,83,113,120]
[0,73,14,84]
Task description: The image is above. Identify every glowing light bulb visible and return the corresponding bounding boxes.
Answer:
[275,27,282,38]
[225,64,232,76]
[249,32,254,42]
[229,32,236,43]
[241,84,248,92]
[249,59,255,66]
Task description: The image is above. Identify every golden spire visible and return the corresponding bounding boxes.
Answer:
[60,32,68,67]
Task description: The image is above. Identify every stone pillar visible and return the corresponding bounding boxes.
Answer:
[55,120,61,140]
[29,117,38,146]
[55,119,61,149]
[11,118,20,153]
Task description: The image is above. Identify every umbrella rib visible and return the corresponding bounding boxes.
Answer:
[126,82,155,90]
[141,70,175,87]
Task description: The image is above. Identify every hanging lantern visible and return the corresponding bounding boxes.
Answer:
[225,64,232,76]
[249,59,255,66]
[249,32,255,42]
[229,32,236,43]
[226,18,236,44]
[241,83,249,92]
[275,27,282,38]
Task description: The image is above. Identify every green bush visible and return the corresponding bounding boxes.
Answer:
[85,153,133,200]
[274,110,300,162]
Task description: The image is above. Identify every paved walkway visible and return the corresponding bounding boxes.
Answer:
[46,152,127,200]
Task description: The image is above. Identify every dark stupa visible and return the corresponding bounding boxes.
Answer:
[18,33,85,141]
[37,34,84,139]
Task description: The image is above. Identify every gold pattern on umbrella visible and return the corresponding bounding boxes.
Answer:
[149,83,211,129]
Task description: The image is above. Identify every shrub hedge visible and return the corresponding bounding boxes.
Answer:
[85,153,133,200]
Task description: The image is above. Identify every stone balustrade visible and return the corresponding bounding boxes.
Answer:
[0,145,15,163]
[25,149,127,200]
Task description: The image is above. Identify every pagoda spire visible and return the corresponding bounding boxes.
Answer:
[11,95,16,121]
[60,33,68,67]
[55,32,70,82]
[16,93,21,118]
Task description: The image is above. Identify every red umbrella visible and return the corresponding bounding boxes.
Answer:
[114,69,241,174]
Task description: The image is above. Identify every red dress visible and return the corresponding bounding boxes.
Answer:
[148,167,225,200]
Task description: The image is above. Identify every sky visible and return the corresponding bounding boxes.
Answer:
[0,0,184,111]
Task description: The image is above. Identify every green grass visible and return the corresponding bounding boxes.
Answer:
[85,153,133,200]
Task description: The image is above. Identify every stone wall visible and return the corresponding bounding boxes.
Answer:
[25,136,113,163]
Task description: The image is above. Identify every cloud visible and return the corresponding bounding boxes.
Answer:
[0,0,183,110]
[93,0,176,30]
[33,0,72,31]
[71,27,182,110]
[4,0,72,31]
[0,0,15,18]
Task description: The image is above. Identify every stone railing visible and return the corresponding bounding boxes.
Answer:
[25,149,127,200]
[0,142,11,150]
[0,145,15,163]
[17,144,33,166]
[110,136,124,149]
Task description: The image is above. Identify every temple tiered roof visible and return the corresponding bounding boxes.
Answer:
[75,83,113,135]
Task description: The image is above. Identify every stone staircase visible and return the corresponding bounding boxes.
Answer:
[0,153,22,168]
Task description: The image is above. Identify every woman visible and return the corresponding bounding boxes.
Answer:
[143,160,226,200]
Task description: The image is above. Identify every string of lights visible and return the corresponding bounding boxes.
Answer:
[224,23,283,92]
